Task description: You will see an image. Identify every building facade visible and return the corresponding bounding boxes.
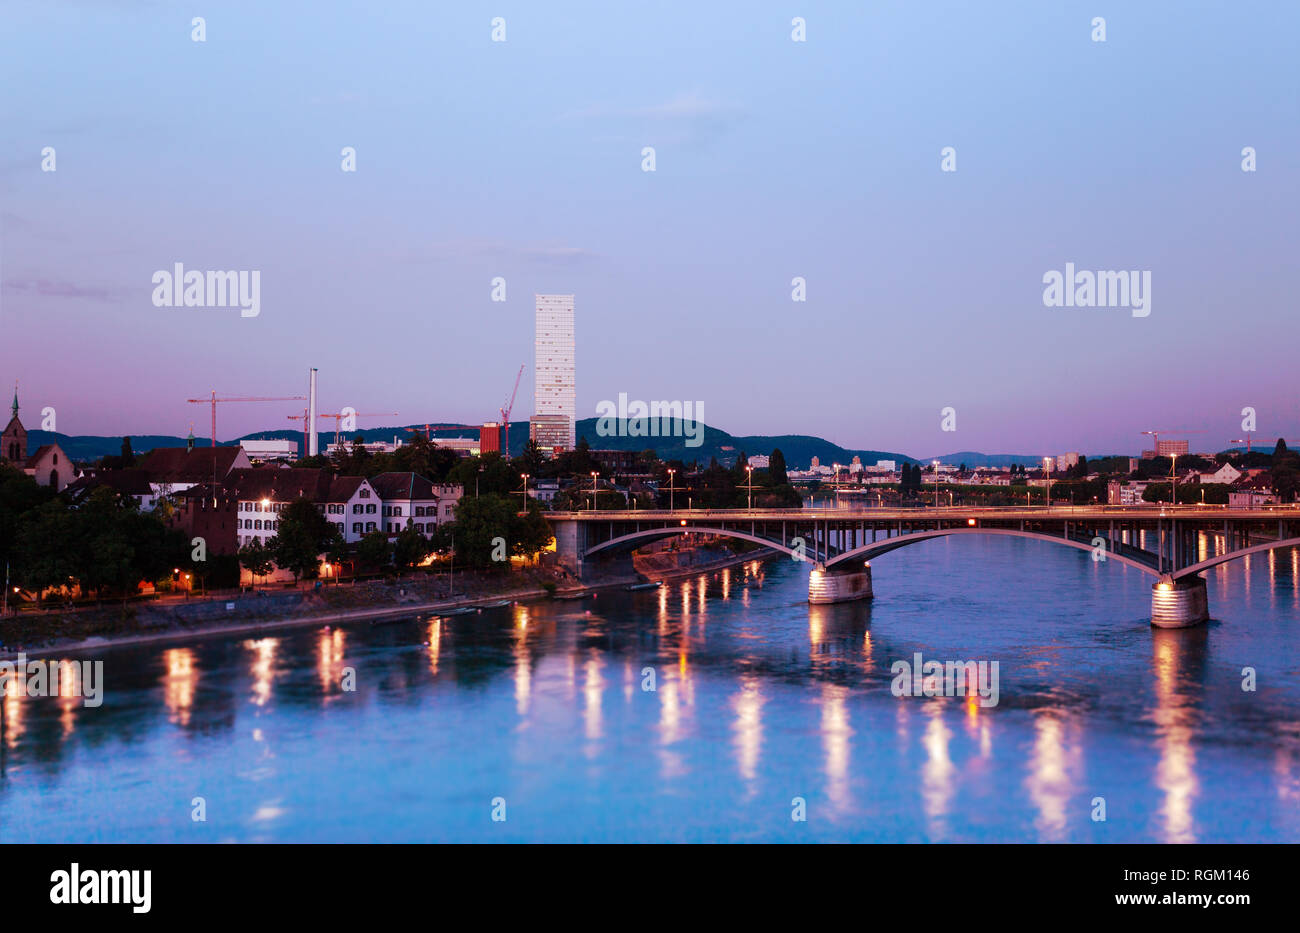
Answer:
[534,294,575,450]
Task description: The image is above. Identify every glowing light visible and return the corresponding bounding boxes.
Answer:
[967,518,976,526]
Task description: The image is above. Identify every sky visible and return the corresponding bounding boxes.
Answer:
[1,0,1296,459]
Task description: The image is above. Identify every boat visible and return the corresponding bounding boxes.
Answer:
[552,591,592,601]
[625,581,663,591]
[480,599,514,608]
[437,607,476,616]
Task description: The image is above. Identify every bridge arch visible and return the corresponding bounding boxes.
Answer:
[583,525,803,561]
[823,527,1163,576]
[1172,536,1300,580]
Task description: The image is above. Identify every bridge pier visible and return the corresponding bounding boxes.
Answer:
[808,562,873,605]
[1151,576,1209,628]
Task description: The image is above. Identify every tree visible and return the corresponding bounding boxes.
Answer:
[769,449,789,486]
[519,439,546,478]
[392,525,432,570]
[1272,438,1299,502]
[453,494,522,571]
[121,437,135,466]
[357,531,393,571]
[268,498,341,582]
[238,539,275,588]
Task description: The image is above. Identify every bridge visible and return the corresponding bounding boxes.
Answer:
[544,505,1300,627]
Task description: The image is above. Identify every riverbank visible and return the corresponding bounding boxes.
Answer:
[0,548,780,661]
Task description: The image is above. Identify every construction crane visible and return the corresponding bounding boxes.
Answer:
[1229,436,1254,455]
[1139,429,1205,459]
[186,391,307,448]
[499,363,524,456]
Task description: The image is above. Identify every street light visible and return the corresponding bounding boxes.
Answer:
[932,461,940,507]
[666,468,677,511]
[745,465,754,509]
[1042,458,1051,508]
[1170,453,1178,507]
[590,471,599,510]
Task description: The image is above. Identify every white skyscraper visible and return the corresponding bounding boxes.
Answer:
[533,294,575,451]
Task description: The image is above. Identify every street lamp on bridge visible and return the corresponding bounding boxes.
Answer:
[666,468,677,510]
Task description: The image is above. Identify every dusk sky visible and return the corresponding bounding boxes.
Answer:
[1,1,1296,459]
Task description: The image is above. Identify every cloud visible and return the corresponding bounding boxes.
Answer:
[564,91,746,147]
[2,278,126,302]
[401,239,597,267]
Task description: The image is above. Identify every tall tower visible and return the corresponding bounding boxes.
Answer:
[307,368,319,457]
[2,382,26,464]
[533,294,575,450]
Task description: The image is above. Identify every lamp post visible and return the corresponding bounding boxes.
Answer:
[745,465,754,510]
[932,460,940,507]
[667,468,676,511]
[1042,458,1051,508]
[1170,453,1178,506]
[591,471,599,510]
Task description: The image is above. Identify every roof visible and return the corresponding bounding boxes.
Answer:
[65,468,154,498]
[139,446,247,484]
[22,444,59,468]
[224,467,334,503]
[368,471,437,501]
[2,414,24,437]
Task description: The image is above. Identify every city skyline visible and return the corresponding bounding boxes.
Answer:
[1,2,1296,454]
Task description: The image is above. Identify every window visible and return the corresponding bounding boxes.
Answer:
[366,522,376,532]
[392,506,402,517]
[360,489,370,498]
[415,523,424,533]
[254,520,262,530]
[353,504,362,514]
[352,522,362,534]
[366,504,376,514]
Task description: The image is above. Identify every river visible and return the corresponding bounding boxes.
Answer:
[2,535,1297,842]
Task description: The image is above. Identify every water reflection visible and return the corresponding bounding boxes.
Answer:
[1149,627,1208,843]
[1024,710,1080,842]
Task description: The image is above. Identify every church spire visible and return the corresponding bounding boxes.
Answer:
[10,382,17,419]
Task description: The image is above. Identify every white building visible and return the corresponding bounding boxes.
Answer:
[1200,463,1242,485]
[534,294,575,450]
[747,454,770,468]
[875,460,896,472]
[240,438,299,462]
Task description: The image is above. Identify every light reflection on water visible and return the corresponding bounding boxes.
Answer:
[0,536,1297,842]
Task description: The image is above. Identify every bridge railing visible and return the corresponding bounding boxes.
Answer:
[545,504,1299,519]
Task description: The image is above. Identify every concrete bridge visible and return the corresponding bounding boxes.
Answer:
[545,505,1300,627]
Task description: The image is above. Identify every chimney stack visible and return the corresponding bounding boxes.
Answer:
[308,368,319,457]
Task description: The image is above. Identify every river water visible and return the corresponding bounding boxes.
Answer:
[2,536,1298,842]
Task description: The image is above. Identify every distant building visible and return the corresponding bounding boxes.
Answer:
[240,438,299,462]
[479,422,504,455]
[809,456,821,470]
[1143,439,1190,459]
[65,469,157,510]
[1199,463,1242,485]
[431,437,480,457]
[747,454,770,469]
[1059,452,1080,470]
[875,459,895,472]
[529,415,570,456]
[534,294,575,450]
[591,449,638,472]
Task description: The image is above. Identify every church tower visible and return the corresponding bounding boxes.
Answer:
[1,383,27,464]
